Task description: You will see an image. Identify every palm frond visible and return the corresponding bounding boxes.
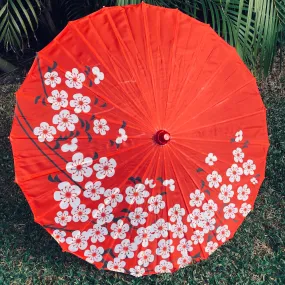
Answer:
[0,0,40,51]
[62,0,115,21]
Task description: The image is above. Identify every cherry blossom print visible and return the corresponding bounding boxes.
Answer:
[125,183,149,205]
[148,195,165,214]
[104,187,123,208]
[66,152,93,182]
[163,179,175,191]
[110,220,130,240]
[92,66,104,85]
[52,109,79,132]
[168,204,185,222]
[92,203,114,225]
[177,238,193,255]
[84,181,104,201]
[191,230,204,245]
[134,227,155,247]
[233,147,244,163]
[171,220,187,238]
[130,266,145,277]
[198,214,216,234]
[177,255,192,268]
[237,184,251,201]
[52,230,66,243]
[54,182,81,209]
[205,241,218,255]
[84,245,104,264]
[71,204,91,222]
[54,210,72,226]
[128,207,148,226]
[243,159,256,176]
[189,189,205,207]
[70,93,91,113]
[207,171,222,188]
[33,122,56,142]
[219,184,234,203]
[152,218,170,238]
[239,203,252,217]
[61,137,78,152]
[66,230,89,252]
[47,90,68,110]
[223,203,238,219]
[107,258,125,273]
[202,199,218,218]
[93,119,110,136]
[144,178,156,188]
[235,130,243,142]
[44,71,61,88]
[251,177,258,185]
[93,157,116,180]
[156,239,174,259]
[65,68,86,89]
[205,153,217,166]
[216,225,231,243]
[155,260,173,274]
[226,164,243,183]
[187,208,203,229]
[88,223,108,243]
[114,239,138,259]
[137,249,154,267]
[116,128,128,144]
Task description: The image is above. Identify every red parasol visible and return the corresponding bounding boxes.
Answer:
[10,2,269,276]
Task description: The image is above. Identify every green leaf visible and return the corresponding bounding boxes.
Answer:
[86,132,92,142]
[93,152,98,160]
[85,121,90,132]
[121,208,131,213]
[47,61,58,72]
[34,95,41,104]
[121,121,127,128]
[128,177,136,184]
[79,118,85,128]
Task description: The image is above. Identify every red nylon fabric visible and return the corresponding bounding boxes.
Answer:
[10,3,269,276]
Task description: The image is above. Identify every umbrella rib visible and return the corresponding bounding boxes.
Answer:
[173,109,266,136]
[16,102,69,164]
[104,9,155,124]
[166,35,235,128]
[39,53,153,135]
[172,137,269,145]
[170,78,256,133]
[78,144,158,243]
[167,146,226,258]
[167,146,203,192]
[52,38,155,133]
[86,15,155,129]
[165,24,210,126]
[165,147,194,224]
[14,113,83,190]
[132,147,161,263]
[162,9,179,128]
[141,3,160,129]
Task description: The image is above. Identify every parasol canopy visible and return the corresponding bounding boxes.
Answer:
[10,2,269,276]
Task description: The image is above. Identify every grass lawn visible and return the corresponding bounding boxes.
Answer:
[0,65,284,284]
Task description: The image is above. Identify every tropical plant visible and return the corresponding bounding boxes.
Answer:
[0,0,284,76]
[0,0,40,50]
